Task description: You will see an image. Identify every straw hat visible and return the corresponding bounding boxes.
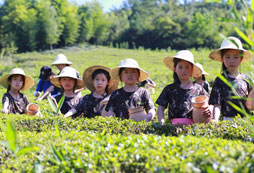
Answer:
[195,63,209,76]
[111,58,149,82]
[51,54,72,65]
[163,50,202,78]
[83,65,118,94]
[0,68,34,90]
[209,36,253,63]
[50,66,83,90]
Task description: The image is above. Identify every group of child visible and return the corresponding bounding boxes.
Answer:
[1,36,253,125]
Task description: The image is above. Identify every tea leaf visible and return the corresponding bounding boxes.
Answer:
[51,144,64,162]
[227,101,248,117]
[234,27,254,47]
[16,146,38,157]
[48,96,57,113]
[217,74,233,88]
[5,121,17,153]
[56,94,65,114]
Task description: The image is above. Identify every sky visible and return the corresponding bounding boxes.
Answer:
[0,0,126,12]
[71,0,126,12]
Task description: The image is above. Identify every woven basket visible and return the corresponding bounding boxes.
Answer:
[129,106,146,122]
[192,95,212,123]
[26,103,40,116]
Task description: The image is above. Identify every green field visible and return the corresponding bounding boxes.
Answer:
[0,46,254,172]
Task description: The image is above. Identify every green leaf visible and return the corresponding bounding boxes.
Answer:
[48,96,57,113]
[56,94,65,114]
[234,27,254,47]
[5,121,17,153]
[16,146,38,157]
[55,124,61,137]
[252,0,254,11]
[50,144,64,162]
[217,74,233,88]
[227,101,248,117]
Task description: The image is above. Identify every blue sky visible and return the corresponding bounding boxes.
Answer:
[0,0,126,12]
[71,0,125,12]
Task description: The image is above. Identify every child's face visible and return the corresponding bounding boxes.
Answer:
[56,64,67,71]
[60,77,75,91]
[174,60,193,81]
[93,73,108,93]
[194,76,202,81]
[222,49,242,73]
[120,68,139,85]
[9,75,24,91]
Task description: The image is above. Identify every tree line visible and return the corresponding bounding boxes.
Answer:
[0,0,245,53]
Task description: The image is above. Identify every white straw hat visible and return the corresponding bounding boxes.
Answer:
[51,54,72,65]
[209,36,253,63]
[50,66,83,90]
[163,50,202,78]
[195,63,209,76]
[111,58,149,82]
[83,65,118,94]
[0,68,34,90]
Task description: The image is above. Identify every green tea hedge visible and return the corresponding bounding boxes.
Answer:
[0,114,253,142]
[0,131,254,172]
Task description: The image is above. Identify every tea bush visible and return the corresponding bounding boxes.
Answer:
[0,114,252,142]
[1,131,254,172]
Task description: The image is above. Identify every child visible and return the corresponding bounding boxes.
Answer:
[105,58,156,121]
[34,66,60,99]
[50,66,84,116]
[64,65,118,118]
[193,63,210,94]
[209,36,254,121]
[0,68,34,114]
[51,54,72,73]
[156,50,211,126]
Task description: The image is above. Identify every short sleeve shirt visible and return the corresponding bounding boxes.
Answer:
[54,93,82,117]
[209,73,252,117]
[156,83,207,119]
[105,87,155,120]
[75,93,109,118]
[2,92,30,114]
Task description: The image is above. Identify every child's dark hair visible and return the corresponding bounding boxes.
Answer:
[173,58,193,84]
[119,68,140,81]
[7,74,25,91]
[221,49,243,75]
[92,69,110,93]
[202,75,206,81]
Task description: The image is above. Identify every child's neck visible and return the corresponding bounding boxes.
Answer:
[179,79,193,89]
[227,70,240,78]
[93,91,106,98]
[9,88,20,99]
[64,90,75,97]
[123,83,138,92]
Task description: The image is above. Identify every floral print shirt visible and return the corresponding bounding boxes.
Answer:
[75,93,109,118]
[105,87,155,120]
[2,92,30,114]
[156,83,207,119]
[209,73,252,118]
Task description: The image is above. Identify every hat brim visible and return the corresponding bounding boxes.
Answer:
[83,65,118,94]
[0,73,34,90]
[163,57,202,78]
[51,61,72,66]
[50,76,84,90]
[209,48,253,63]
[111,67,149,83]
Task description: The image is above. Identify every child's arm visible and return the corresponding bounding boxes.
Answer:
[2,101,9,114]
[212,104,221,121]
[157,106,165,125]
[35,85,54,101]
[64,108,77,118]
[145,109,156,122]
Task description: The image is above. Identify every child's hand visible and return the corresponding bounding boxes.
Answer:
[145,113,153,122]
[35,91,41,97]
[202,106,213,118]
[2,109,9,114]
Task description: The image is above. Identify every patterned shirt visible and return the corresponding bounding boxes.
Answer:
[75,93,109,118]
[156,83,207,119]
[2,92,30,114]
[209,73,252,118]
[105,87,155,120]
[54,93,82,117]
